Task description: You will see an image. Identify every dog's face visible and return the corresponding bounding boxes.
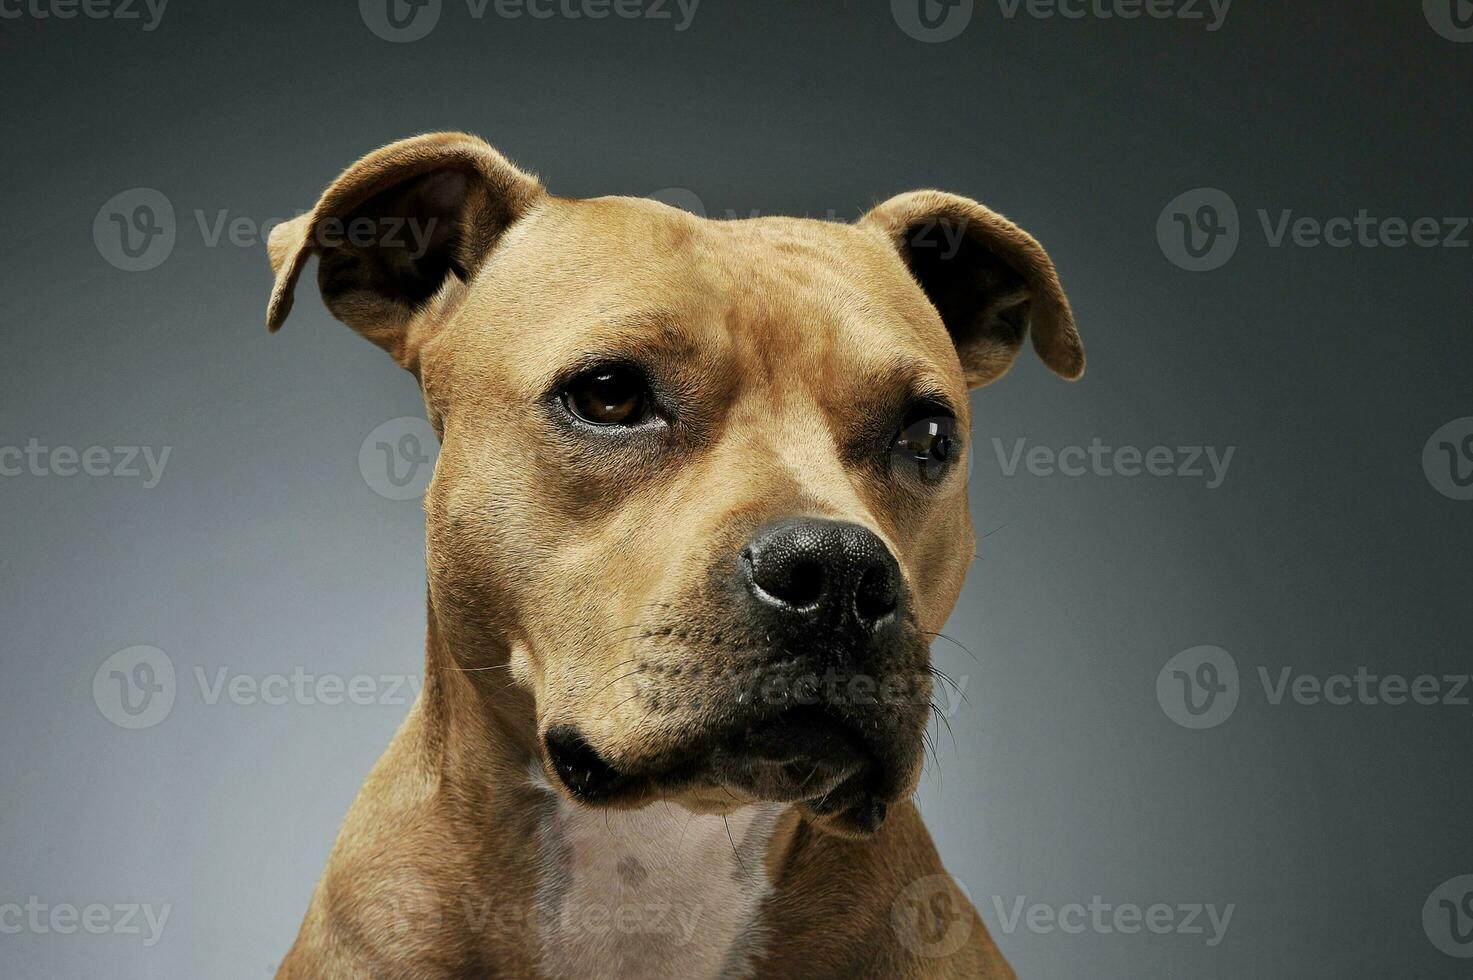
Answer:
[266,133,1083,837]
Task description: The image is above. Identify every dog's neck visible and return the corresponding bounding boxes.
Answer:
[529,769,786,980]
[418,614,797,979]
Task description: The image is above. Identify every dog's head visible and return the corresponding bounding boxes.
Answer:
[266,133,1082,837]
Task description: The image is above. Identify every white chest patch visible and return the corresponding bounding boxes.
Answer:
[531,773,783,980]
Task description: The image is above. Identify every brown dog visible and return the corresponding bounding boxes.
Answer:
[264,132,1083,979]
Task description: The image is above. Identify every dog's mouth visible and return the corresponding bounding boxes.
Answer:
[542,705,908,836]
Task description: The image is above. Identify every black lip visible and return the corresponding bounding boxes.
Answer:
[709,705,875,805]
[542,702,919,838]
[544,725,629,801]
[741,704,871,764]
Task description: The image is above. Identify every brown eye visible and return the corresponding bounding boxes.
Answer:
[891,405,959,483]
[562,365,650,426]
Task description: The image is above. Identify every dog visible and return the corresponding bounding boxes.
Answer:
[263,132,1083,979]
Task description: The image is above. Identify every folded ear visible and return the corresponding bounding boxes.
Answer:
[860,190,1084,388]
[265,132,543,370]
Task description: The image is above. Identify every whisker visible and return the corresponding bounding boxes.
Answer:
[926,664,972,708]
[922,630,981,665]
[921,729,942,797]
[589,668,644,701]
[930,699,959,755]
[600,689,645,719]
[724,814,756,886]
[433,661,513,673]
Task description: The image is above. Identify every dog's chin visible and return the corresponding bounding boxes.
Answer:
[541,708,920,838]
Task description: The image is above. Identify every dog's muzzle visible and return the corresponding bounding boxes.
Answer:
[544,517,931,836]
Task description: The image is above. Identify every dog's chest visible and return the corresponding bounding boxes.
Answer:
[533,787,783,980]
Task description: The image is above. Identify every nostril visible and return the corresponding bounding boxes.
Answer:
[854,565,898,625]
[750,554,826,610]
[783,559,826,608]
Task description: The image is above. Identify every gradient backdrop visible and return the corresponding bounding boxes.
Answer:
[3,1,1472,977]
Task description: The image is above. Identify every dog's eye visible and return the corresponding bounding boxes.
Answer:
[891,405,958,483]
[562,365,650,426]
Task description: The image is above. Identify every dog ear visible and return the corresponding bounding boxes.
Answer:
[265,132,543,370]
[860,190,1084,387]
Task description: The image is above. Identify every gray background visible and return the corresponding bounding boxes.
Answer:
[2,1,1471,977]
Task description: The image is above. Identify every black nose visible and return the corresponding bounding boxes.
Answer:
[741,518,901,629]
